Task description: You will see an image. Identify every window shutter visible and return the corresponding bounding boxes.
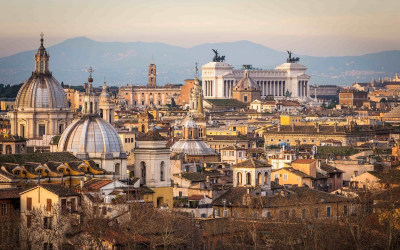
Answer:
[46,199,52,212]
[27,197,32,211]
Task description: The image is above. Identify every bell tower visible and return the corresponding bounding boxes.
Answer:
[148,62,156,88]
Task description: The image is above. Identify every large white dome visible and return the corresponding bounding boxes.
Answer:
[15,74,68,110]
[58,115,126,160]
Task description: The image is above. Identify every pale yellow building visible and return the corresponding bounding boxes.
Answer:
[271,167,313,187]
[20,184,80,249]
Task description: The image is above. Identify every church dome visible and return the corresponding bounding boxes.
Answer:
[15,75,68,110]
[234,70,259,91]
[171,139,216,156]
[58,115,126,159]
[15,34,67,110]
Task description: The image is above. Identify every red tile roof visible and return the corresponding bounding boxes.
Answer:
[188,195,206,201]
[0,189,20,199]
[82,179,113,190]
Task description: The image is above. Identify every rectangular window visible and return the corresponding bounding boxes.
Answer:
[27,197,32,211]
[283,174,288,180]
[44,217,52,229]
[38,125,46,137]
[1,203,6,216]
[61,199,67,213]
[59,124,64,134]
[326,206,331,217]
[314,208,319,219]
[71,198,76,212]
[238,152,242,157]
[274,173,279,180]
[46,199,51,212]
[302,208,306,219]
[223,151,226,156]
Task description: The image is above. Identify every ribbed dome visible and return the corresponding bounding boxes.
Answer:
[171,139,216,156]
[58,115,125,159]
[15,74,68,109]
[15,34,67,110]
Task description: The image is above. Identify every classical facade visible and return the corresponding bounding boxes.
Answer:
[58,75,127,178]
[264,123,396,147]
[8,34,73,139]
[119,63,181,107]
[201,51,311,101]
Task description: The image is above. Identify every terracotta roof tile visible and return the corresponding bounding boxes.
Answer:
[233,158,271,169]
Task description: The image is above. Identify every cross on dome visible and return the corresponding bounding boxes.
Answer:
[40,32,44,45]
[87,67,94,78]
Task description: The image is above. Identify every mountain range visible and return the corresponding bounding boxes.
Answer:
[0,37,399,86]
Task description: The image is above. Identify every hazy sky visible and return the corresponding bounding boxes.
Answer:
[0,0,399,58]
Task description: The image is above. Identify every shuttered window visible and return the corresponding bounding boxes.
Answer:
[27,197,32,211]
[46,199,52,212]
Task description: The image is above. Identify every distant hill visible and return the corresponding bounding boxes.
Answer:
[0,37,399,86]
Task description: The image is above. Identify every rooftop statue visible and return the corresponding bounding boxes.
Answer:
[212,49,226,62]
[286,50,300,63]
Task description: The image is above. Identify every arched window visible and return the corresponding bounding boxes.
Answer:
[5,145,12,155]
[90,102,93,113]
[237,172,242,186]
[246,173,251,185]
[160,161,165,181]
[115,163,120,176]
[258,172,262,186]
[264,172,268,185]
[140,161,146,185]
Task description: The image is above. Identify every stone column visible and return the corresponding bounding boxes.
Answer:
[305,81,308,97]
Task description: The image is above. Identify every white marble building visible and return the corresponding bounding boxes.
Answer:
[201,55,311,101]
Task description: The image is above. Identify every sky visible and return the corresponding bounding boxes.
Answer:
[0,0,399,58]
